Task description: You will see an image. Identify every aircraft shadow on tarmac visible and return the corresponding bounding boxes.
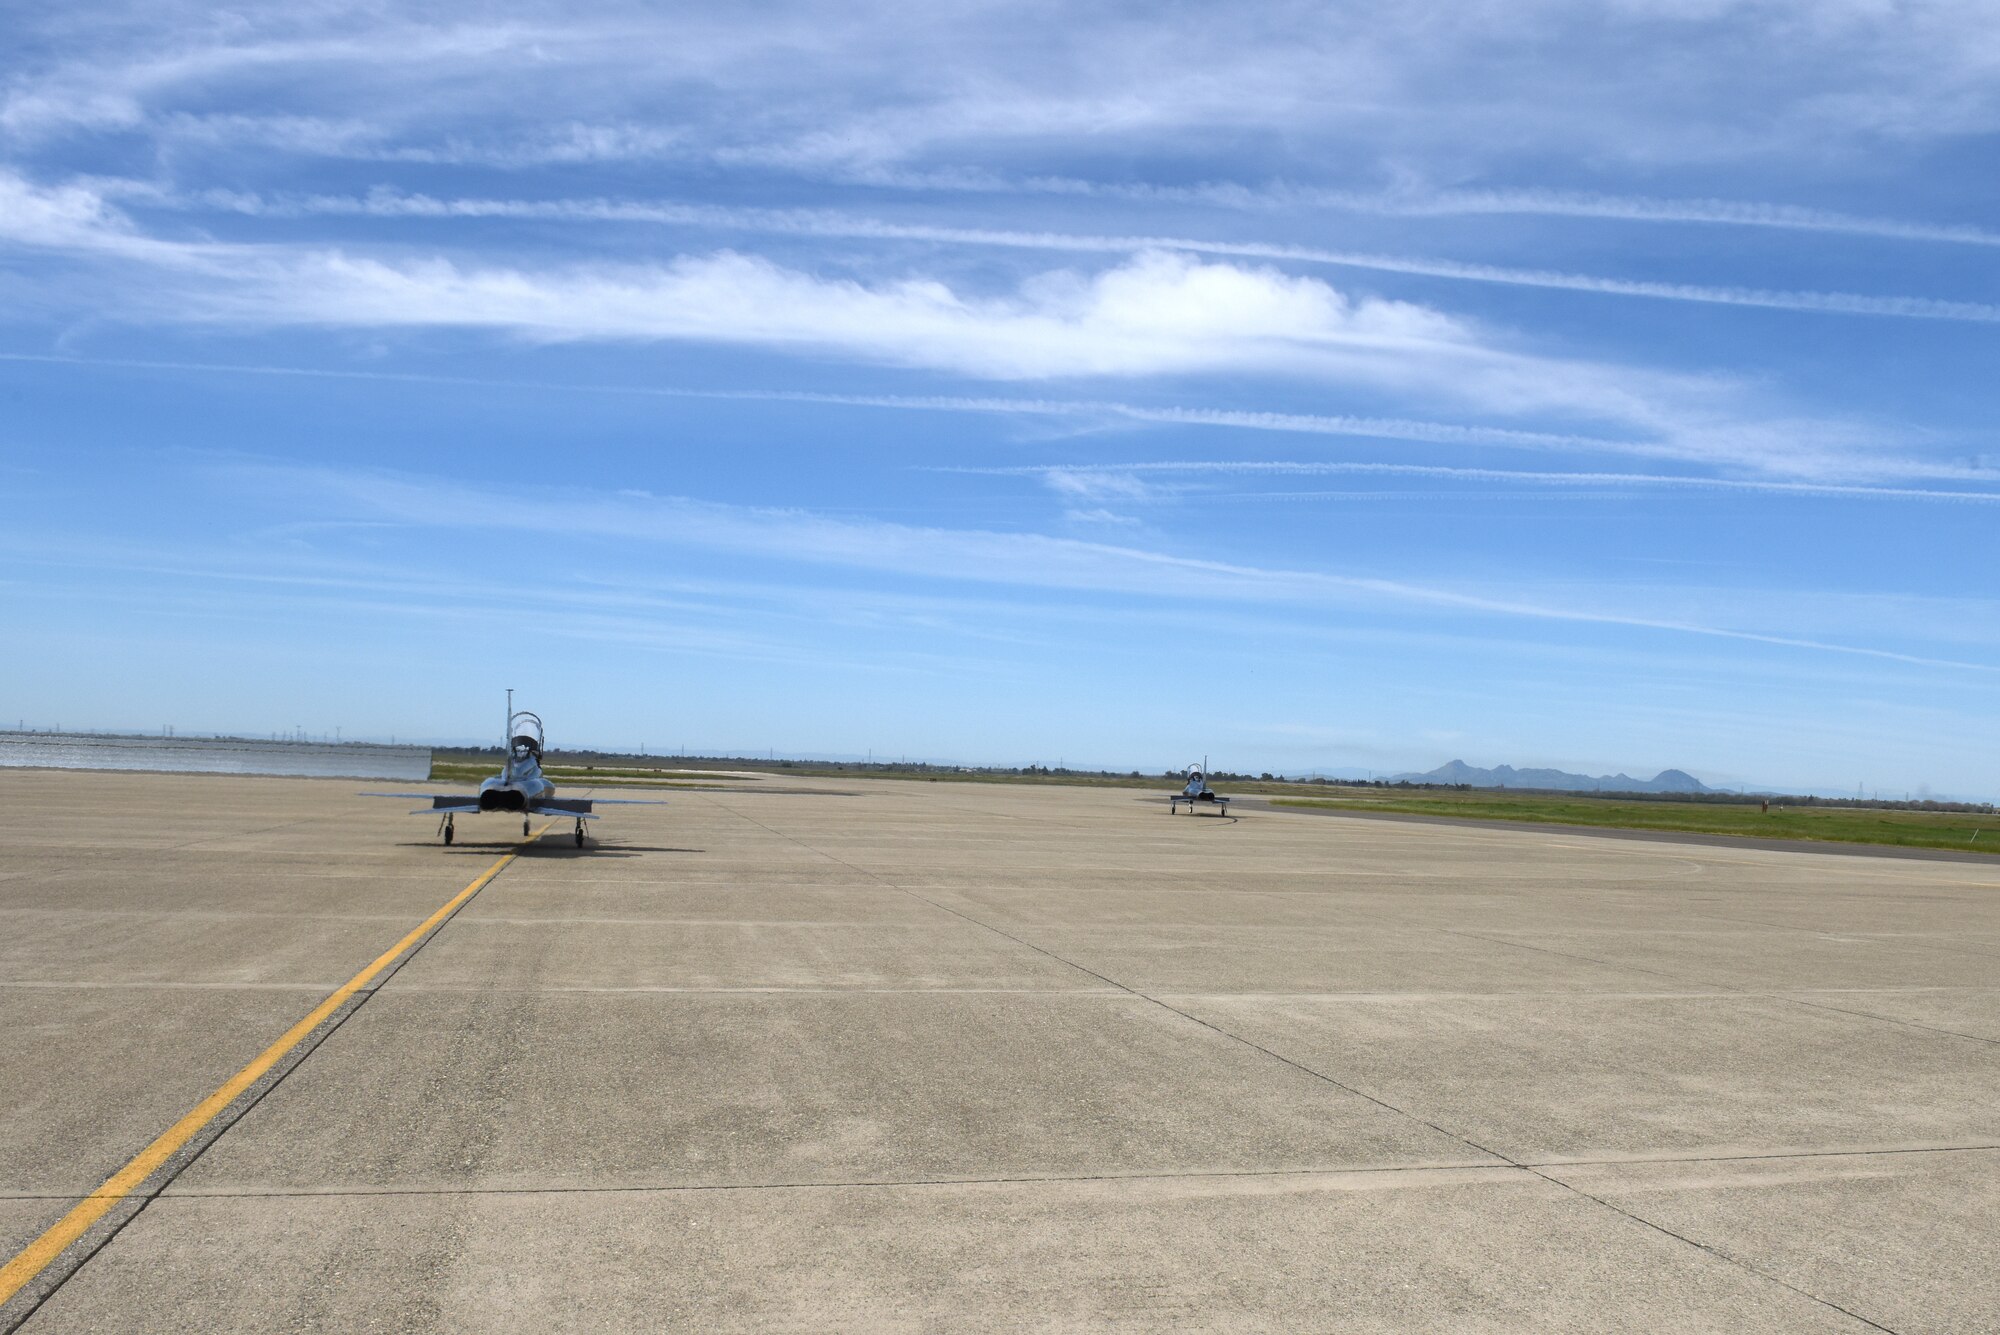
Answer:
[1137,797,1241,823]
[394,841,704,858]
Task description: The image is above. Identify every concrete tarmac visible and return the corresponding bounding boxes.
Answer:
[2,770,1997,1332]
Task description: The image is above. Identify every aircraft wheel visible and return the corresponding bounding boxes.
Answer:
[574,825,585,848]
[443,822,454,845]
[523,819,531,837]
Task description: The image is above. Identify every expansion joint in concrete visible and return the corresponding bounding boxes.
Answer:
[1439,926,2000,1049]
[0,847,523,1335]
[669,796,1938,1335]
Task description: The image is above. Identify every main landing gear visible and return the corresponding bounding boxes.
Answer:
[573,819,586,848]
[439,814,455,845]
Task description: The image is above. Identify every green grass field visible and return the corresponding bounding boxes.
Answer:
[425,754,1995,855]
[1272,791,2000,854]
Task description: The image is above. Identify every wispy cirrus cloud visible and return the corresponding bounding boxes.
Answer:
[0,348,1952,485]
[217,458,2000,673]
[0,170,192,261]
[14,1,2000,173]
[1038,469,1161,503]
[0,19,604,139]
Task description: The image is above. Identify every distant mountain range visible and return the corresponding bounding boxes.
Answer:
[1389,760,1713,794]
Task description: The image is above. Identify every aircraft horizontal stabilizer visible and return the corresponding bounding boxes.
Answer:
[534,796,667,815]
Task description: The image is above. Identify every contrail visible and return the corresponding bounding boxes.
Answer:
[204,188,2000,324]
[866,173,2000,248]
[1353,188,2000,248]
[782,169,2000,250]
[944,460,2000,503]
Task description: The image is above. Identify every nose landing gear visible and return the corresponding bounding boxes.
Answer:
[523,818,531,838]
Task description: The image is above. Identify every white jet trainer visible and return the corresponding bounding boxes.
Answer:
[1168,760,1232,815]
[363,692,663,847]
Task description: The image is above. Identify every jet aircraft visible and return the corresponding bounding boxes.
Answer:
[1169,762,1231,815]
[363,693,662,847]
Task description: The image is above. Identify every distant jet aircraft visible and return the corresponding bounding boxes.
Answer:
[363,693,662,847]
[1169,761,1231,815]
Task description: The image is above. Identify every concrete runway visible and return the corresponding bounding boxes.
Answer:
[1,769,1996,1332]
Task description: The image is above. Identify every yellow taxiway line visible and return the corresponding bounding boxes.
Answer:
[0,834,541,1308]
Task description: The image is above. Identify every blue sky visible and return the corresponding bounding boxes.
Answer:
[2,1,1997,795]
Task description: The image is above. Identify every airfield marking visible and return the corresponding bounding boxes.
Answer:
[0,836,537,1311]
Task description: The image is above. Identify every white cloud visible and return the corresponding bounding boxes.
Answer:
[0,167,1968,486]
[1060,507,1142,526]
[0,170,143,251]
[1039,469,1161,502]
[249,246,1486,386]
[0,172,1742,429]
